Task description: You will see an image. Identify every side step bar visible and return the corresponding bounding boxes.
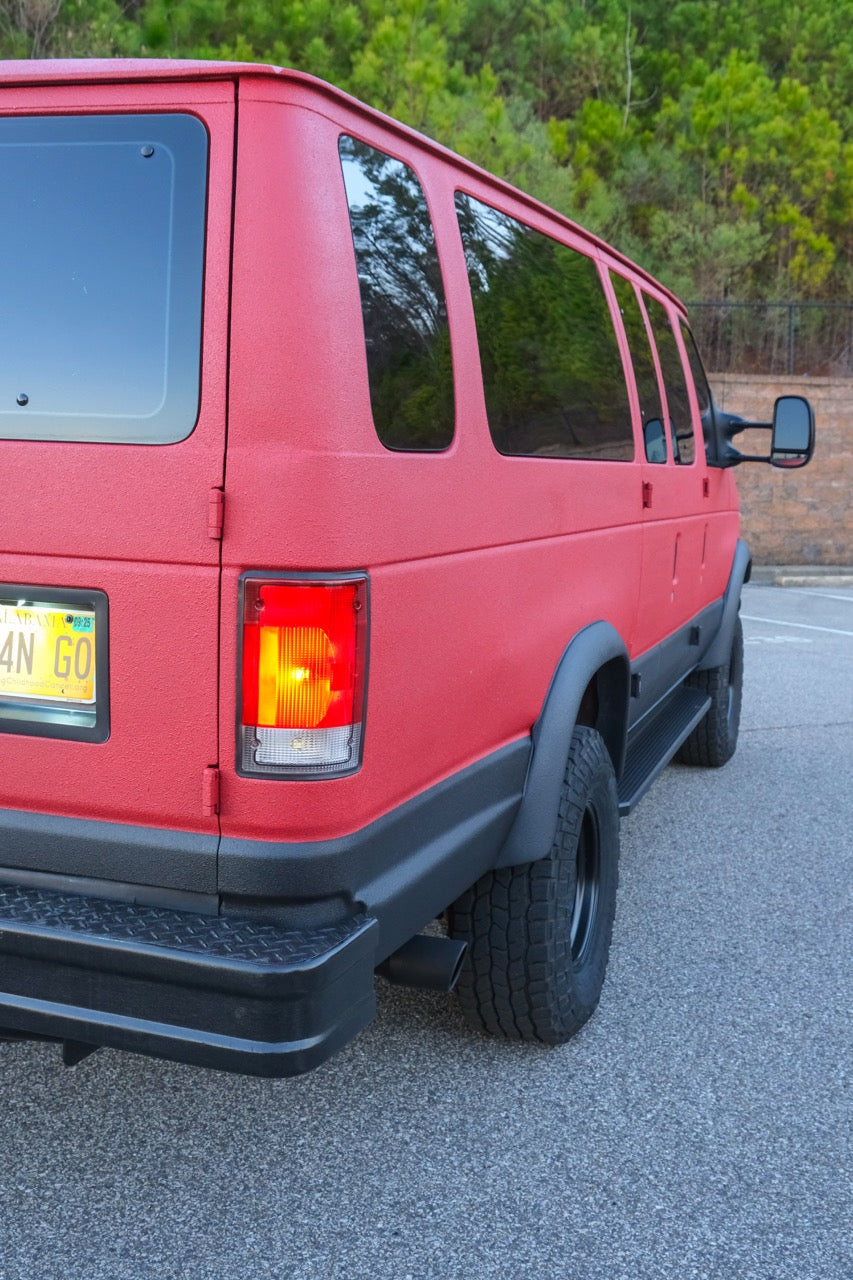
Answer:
[618,687,711,816]
[0,884,378,1077]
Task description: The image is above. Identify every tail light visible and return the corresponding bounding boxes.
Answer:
[239,573,368,778]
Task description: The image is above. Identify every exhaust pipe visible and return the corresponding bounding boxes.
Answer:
[377,934,467,992]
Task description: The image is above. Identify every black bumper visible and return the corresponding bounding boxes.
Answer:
[0,884,378,1077]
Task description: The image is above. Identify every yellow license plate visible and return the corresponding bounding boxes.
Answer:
[0,603,96,704]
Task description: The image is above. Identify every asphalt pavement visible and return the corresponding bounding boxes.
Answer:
[1,583,850,1280]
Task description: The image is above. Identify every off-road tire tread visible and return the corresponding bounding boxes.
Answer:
[448,727,619,1045]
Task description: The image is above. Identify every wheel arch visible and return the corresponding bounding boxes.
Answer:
[495,621,630,870]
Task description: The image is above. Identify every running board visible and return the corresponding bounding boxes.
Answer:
[618,687,711,816]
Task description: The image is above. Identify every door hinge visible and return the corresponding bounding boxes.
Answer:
[208,487,224,540]
[202,766,220,817]
[642,481,654,509]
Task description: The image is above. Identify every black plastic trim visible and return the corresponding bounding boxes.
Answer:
[0,583,109,742]
[496,622,630,869]
[0,743,528,1075]
[0,883,378,1077]
[0,809,217,892]
[494,596,738,868]
[0,865,219,916]
[627,598,724,730]
[220,740,530,959]
[0,740,529,945]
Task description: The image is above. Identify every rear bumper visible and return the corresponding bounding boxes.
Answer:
[0,884,377,1076]
[0,743,530,1075]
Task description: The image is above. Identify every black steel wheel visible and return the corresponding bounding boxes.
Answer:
[447,726,620,1044]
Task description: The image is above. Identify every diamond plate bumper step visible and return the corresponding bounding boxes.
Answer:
[0,884,378,1076]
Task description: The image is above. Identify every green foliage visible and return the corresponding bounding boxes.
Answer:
[2,0,850,302]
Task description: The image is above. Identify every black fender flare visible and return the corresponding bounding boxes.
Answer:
[697,538,752,670]
[495,621,630,869]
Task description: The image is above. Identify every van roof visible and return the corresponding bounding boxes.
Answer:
[0,58,679,308]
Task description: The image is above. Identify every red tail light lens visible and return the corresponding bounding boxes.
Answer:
[239,575,367,777]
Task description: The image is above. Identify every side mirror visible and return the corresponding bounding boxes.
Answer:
[643,418,667,463]
[771,396,815,469]
[706,395,816,469]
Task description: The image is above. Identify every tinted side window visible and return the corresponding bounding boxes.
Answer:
[0,113,207,444]
[339,137,454,451]
[611,273,667,464]
[680,322,716,458]
[645,297,696,465]
[456,193,633,460]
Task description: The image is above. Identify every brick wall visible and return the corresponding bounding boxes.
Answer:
[710,374,853,565]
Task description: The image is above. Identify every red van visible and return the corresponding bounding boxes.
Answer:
[0,60,813,1075]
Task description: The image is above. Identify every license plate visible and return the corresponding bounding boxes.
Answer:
[0,602,96,704]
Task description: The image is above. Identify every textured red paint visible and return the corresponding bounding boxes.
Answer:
[0,61,745,854]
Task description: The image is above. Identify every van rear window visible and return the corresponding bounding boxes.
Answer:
[456,193,633,461]
[0,113,207,445]
[339,136,454,452]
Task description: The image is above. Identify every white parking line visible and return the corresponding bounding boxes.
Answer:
[742,615,853,637]
[785,590,853,604]
[745,635,811,644]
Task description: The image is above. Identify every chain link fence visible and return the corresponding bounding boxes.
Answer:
[686,302,853,377]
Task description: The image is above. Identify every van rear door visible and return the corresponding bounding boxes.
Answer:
[0,75,234,893]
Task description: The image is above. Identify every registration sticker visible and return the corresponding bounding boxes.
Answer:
[0,603,96,704]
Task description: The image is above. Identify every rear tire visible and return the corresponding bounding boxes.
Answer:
[447,727,619,1044]
[676,615,743,767]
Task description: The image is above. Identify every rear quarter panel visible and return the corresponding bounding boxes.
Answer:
[220,81,647,842]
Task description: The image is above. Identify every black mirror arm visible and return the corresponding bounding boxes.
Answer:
[709,408,772,467]
[720,412,773,437]
[727,416,774,462]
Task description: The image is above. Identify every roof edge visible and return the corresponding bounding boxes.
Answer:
[0,57,680,307]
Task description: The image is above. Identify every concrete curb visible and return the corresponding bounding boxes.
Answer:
[750,565,853,588]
